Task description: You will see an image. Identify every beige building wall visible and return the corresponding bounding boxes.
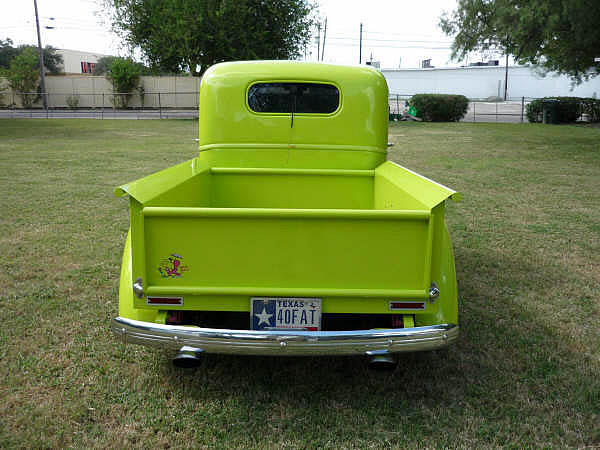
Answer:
[56,49,110,74]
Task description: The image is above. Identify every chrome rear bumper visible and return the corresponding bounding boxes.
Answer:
[112,317,458,356]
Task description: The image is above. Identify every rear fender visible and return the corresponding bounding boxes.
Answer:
[118,229,159,323]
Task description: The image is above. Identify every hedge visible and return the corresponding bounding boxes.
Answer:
[409,94,469,122]
[526,97,600,123]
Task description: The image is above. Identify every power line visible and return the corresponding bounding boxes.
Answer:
[327,36,453,44]
[42,15,101,23]
[322,26,451,38]
[327,42,452,50]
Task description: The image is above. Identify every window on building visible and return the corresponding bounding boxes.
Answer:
[80,62,96,74]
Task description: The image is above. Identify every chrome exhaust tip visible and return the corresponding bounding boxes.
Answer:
[366,350,398,371]
[172,346,204,368]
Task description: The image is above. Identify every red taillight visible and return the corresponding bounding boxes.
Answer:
[146,297,183,306]
[389,301,425,310]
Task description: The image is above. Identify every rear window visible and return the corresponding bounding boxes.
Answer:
[248,82,340,114]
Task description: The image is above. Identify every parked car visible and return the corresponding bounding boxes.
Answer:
[111,61,460,369]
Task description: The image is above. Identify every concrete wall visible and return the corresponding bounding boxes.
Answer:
[0,75,202,108]
[382,66,600,99]
[2,66,599,108]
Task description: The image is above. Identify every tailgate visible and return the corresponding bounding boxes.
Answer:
[134,207,434,300]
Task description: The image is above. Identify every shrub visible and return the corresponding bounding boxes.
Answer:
[409,94,469,122]
[0,77,7,107]
[66,95,80,109]
[105,57,141,108]
[580,98,600,122]
[526,97,590,123]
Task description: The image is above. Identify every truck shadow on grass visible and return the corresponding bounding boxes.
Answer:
[155,247,599,446]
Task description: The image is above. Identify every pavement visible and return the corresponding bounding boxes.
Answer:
[0,109,198,120]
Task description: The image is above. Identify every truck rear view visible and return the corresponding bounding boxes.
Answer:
[112,61,460,368]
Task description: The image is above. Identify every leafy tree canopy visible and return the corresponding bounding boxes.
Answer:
[105,57,141,93]
[0,38,63,75]
[95,55,154,76]
[91,56,118,76]
[7,47,40,107]
[440,0,600,82]
[106,0,315,76]
[0,38,19,72]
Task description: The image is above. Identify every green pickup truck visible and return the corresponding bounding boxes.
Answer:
[111,61,460,369]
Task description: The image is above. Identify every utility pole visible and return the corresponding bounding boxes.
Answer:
[316,22,321,62]
[504,52,509,101]
[33,0,47,109]
[321,17,327,61]
[359,23,363,64]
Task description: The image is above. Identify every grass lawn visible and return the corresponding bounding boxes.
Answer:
[0,119,599,448]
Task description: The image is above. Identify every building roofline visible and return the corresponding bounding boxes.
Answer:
[381,65,529,72]
[56,48,112,57]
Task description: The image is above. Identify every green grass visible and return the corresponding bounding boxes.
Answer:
[1,119,599,448]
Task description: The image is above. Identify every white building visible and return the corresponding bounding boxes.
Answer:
[56,49,111,75]
[382,65,600,99]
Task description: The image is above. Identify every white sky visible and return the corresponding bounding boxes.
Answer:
[1,0,506,69]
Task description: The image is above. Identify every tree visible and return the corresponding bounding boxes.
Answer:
[106,0,315,76]
[7,47,40,108]
[93,56,118,75]
[21,45,63,75]
[94,55,152,76]
[440,0,600,83]
[0,38,63,74]
[0,38,19,71]
[105,57,141,108]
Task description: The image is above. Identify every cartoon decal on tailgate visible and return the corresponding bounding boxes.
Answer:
[158,253,189,279]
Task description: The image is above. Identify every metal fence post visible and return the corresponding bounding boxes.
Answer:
[473,101,476,122]
[101,93,104,120]
[495,101,498,123]
[158,92,162,119]
[521,96,525,123]
[46,93,49,119]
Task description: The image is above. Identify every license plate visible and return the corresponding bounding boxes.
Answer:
[251,297,321,331]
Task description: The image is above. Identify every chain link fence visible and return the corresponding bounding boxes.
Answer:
[0,92,199,119]
[388,94,538,123]
[0,91,595,123]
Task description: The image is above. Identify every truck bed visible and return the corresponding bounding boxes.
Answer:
[117,160,459,309]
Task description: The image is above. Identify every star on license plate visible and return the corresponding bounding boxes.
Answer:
[251,297,321,331]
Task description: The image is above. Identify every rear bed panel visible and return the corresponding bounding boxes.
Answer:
[141,208,431,294]
[210,168,374,209]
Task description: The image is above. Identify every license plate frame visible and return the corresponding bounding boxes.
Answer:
[250,297,322,331]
